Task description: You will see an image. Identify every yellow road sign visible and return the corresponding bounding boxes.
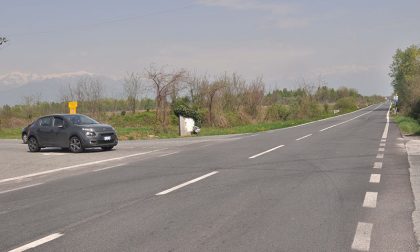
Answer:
[68,101,78,114]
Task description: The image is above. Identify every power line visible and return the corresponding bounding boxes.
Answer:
[8,2,196,38]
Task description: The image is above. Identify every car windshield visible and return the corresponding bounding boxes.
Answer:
[64,115,99,125]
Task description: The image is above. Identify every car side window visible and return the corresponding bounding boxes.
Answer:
[53,117,64,128]
[39,117,53,127]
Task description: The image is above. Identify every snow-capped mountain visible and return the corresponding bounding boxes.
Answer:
[0,71,124,105]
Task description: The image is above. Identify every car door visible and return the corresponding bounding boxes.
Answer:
[52,117,68,147]
[37,116,54,146]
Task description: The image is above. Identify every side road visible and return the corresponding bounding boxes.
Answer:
[407,136,420,251]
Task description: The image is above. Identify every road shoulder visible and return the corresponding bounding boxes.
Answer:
[406,135,420,251]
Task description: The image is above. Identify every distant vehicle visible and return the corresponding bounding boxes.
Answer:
[27,114,118,153]
[21,123,33,144]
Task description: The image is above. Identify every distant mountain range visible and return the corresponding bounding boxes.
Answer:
[0,72,124,106]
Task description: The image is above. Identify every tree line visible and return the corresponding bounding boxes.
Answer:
[0,65,383,131]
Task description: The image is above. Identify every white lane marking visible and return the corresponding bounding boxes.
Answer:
[41,153,66,156]
[296,134,312,141]
[379,143,386,147]
[267,104,378,134]
[319,105,381,132]
[373,162,383,169]
[370,174,381,183]
[376,154,384,159]
[381,103,392,139]
[363,192,378,208]
[0,183,43,194]
[381,139,386,142]
[0,149,164,184]
[351,222,373,251]
[378,148,385,152]
[248,134,259,137]
[156,171,219,195]
[8,233,64,252]
[249,145,285,159]
[159,152,179,157]
[94,163,126,172]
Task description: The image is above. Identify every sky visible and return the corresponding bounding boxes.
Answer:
[1,0,420,96]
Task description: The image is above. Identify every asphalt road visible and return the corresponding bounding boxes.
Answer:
[0,102,416,252]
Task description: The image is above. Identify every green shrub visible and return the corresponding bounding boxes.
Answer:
[265,104,290,121]
[173,104,202,127]
[335,97,357,112]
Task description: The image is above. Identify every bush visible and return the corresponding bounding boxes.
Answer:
[265,104,290,121]
[335,97,357,112]
[173,104,202,127]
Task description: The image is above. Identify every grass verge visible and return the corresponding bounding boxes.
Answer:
[393,116,420,136]
[0,128,21,139]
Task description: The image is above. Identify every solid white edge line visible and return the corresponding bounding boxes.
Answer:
[249,145,285,159]
[381,103,392,139]
[8,233,63,252]
[351,222,373,251]
[319,103,382,132]
[369,174,381,183]
[93,163,126,172]
[0,149,164,184]
[363,192,378,208]
[296,134,312,141]
[266,103,378,134]
[0,183,43,194]
[156,171,219,195]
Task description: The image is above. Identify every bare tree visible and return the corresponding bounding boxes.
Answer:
[201,77,226,126]
[242,76,265,118]
[145,65,187,131]
[123,72,143,114]
[0,37,7,46]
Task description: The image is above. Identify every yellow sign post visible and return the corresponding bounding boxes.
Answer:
[68,101,78,114]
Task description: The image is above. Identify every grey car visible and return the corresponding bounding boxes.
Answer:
[27,114,118,153]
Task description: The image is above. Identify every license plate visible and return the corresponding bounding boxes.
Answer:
[104,136,111,141]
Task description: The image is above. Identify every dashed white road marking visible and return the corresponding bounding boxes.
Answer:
[379,143,386,147]
[378,148,385,152]
[381,139,386,142]
[351,222,373,251]
[0,183,43,194]
[363,192,378,208]
[376,154,384,159]
[159,152,179,157]
[0,149,164,184]
[320,104,382,132]
[296,134,312,141]
[8,233,63,252]
[370,174,381,183]
[249,145,285,159]
[373,162,382,169]
[94,163,126,172]
[156,171,219,195]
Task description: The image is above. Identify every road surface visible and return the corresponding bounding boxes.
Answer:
[0,102,416,251]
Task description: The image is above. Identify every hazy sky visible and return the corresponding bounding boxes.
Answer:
[1,0,420,95]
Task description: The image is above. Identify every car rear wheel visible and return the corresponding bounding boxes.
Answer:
[22,133,28,144]
[28,137,41,152]
[101,146,114,151]
[69,136,84,153]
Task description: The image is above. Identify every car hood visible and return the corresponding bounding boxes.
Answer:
[79,124,114,132]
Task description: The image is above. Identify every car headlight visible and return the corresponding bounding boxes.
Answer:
[85,131,96,137]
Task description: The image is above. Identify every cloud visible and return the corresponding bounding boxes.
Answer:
[314,65,375,76]
[196,0,308,29]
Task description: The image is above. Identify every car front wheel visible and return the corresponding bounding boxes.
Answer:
[28,137,40,152]
[69,136,84,153]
